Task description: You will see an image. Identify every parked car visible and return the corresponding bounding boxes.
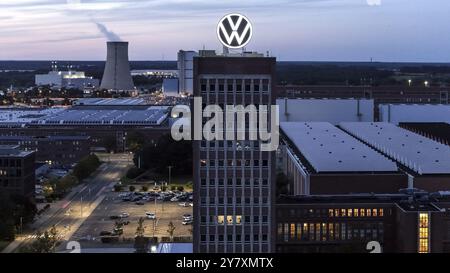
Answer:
[182,214,192,221]
[120,212,130,218]
[135,201,145,205]
[178,202,189,207]
[189,202,194,207]
[182,219,193,225]
[110,215,120,220]
[146,212,156,220]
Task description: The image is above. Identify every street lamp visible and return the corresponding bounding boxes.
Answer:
[167,166,172,187]
[408,79,412,87]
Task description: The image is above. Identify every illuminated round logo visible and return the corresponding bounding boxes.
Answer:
[217,13,253,49]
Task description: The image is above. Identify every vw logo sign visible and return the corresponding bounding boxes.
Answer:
[217,13,253,49]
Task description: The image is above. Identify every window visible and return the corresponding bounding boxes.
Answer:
[418,213,429,253]
[227,216,233,225]
[217,215,225,224]
[236,215,242,225]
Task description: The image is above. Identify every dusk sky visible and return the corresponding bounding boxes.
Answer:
[1,0,450,62]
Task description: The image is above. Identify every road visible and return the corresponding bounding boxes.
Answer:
[2,155,131,253]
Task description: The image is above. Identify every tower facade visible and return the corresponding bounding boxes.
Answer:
[193,53,277,253]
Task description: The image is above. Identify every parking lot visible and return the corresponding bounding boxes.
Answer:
[70,190,193,245]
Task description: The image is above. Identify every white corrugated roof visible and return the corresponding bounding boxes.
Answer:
[281,122,398,173]
[340,122,450,174]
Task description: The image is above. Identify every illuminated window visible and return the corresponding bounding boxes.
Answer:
[360,209,365,217]
[290,223,296,239]
[236,215,242,225]
[334,209,339,217]
[418,213,429,253]
[329,223,334,240]
[328,209,334,217]
[366,209,372,217]
[297,223,302,239]
[227,216,233,225]
[322,223,327,241]
[379,209,384,217]
[372,209,378,217]
[354,209,359,217]
[347,209,353,217]
[217,215,224,224]
[315,223,321,241]
[341,209,346,217]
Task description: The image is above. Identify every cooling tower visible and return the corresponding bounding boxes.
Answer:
[100,41,135,91]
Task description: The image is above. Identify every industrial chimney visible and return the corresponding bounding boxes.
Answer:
[100,41,134,91]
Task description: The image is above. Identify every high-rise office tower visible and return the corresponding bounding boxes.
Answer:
[193,51,277,253]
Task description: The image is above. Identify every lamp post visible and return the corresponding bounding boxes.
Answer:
[167,166,172,187]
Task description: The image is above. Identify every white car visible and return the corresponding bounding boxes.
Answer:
[146,212,156,220]
[189,202,193,207]
[182,219,193,225]
[170,197,179,202]
[178,202,189,207]
[120,212,130,218]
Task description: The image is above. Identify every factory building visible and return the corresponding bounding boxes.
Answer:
[35,70,99,89]
[0,135,90,167]
[379,104,450,124]
[100,41,135,92]
[276,85,449,119]
[340,122,450,192]
[278,98,373,124]
[0,106,170,153]
[162,78,179,97]
[276,191,450,253]
[0,145,35,198]
[280,122,405,195]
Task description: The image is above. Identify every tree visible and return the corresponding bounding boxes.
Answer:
[177,186,184,192]
[167,221,176,242]
[0,193,16,241]
[129,185,135,192]
[127,131,146,152]
[141,186,148,192]
[134,218,148,253]
[134,134,192,175]
[23,226,60,253]
[114,184,123,192]
[73,154,101,181]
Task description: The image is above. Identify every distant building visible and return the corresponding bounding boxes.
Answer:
[0,135,90,167]
[340,122,450,192]
[162,78,179,97]
[35,70,99,89]
[379,104,450,124]
[0,106,170,152]
[0,145,35,198]
[276,191,450,253]
[177,50,197,95]
[278,98,374,124]
[277,85,450,119]
[73,98,147,106]
[280,122,405,195]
